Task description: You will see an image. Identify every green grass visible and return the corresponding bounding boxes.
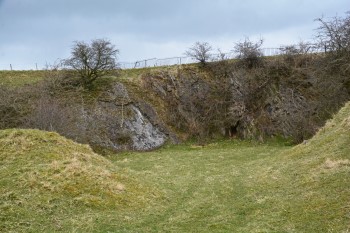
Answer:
[1,102,350,232]
[109,133,349,232]
[110,141,293,232]
[0,71,46,87]
[0,129,160,232]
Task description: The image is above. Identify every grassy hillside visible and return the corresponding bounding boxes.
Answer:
[0,129,159,232]
[0,69,151,88]
[0,70,46,87]
[0,103,349,232]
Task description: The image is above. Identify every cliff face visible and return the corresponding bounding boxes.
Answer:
[136,59,350,143]
[22,81,170,151]
[81,82,168,151]
[1,56,349,151]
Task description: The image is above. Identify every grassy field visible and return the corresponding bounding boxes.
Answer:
[1,102,350,232]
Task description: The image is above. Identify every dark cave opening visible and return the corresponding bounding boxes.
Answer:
[226,121,239,138]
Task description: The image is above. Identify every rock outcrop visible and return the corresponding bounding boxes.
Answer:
[139,62,350,142]
[3,56,350,150]
[24,82,170,151]
[86,82,169,150]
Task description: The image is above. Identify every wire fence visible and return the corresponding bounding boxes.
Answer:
[118,48,284,69]
[0,46,323,71]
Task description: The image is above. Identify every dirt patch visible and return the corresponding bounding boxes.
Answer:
[323,158,350,170]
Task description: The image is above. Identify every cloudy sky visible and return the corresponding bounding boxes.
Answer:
[0,0,348,69]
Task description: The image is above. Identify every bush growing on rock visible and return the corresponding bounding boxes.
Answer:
[234,37,264,69]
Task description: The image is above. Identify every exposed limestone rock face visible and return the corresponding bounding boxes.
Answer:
[24,82,171,151]
[98,82,132,104]
[86,82,168,151]
[124,105,166,150]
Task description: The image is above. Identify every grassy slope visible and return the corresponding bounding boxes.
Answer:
[0,70,46,87]
[0,69,154,88]
[266,101,350,232]
[0,129,159,232]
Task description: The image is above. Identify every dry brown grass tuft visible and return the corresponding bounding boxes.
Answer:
[342,116,350,128]
[323,158,350,169]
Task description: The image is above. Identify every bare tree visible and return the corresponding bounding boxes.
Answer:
[64,39,119,88]
[185,42,213,65]
[315,12,350,55]
[280,41,313,55]
[234,37,264,68]
[279,41,315,67]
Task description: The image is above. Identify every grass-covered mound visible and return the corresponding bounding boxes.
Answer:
[288,100,350,159]
[0,129,158,232]
[248,101,350,232]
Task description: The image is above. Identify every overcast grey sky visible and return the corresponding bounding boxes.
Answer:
[0,0,348,69]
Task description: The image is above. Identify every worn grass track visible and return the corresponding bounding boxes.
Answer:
[110,132,349,232]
